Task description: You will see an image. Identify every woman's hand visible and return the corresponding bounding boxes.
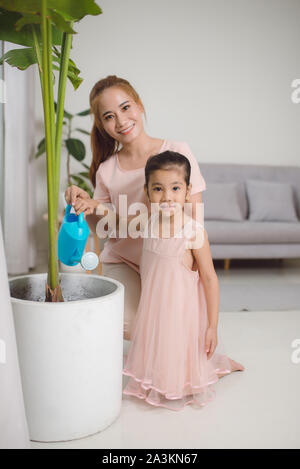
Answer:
[205,326,218,360]
[73,198,101,217]
[65,185,90,206]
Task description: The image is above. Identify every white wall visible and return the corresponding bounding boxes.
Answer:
[34,0,300,260]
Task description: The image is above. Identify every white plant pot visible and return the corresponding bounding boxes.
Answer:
[9,273,124,443]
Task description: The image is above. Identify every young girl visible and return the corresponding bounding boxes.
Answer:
[121,151,245,411]
[74,150,245,411]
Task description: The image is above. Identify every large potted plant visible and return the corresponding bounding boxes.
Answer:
[37,104,96,273]
[0,1,124,442]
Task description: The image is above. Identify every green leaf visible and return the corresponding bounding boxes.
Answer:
[78,171,90,179]
[68,57,81,76]
[0,47,36,70]
[76,108,90,116]
[48,0,102,21]
[52,53,81,78]
[53,47,81,77]
[75,127,90,136]
[81,162,90,170]
[50,10,76,34]
[65,68,83,90]
[0,9,35,46]
[70,174,93,198]
[0,8,63,47]
[15,13,40,31]
[52,63,83,90]
[0,1,44,15]
[63,110,73,119]
[54,101,73,119]
[0,47,82,75]
[0,0,102,22]
[35,137,45,158]
[65,138,86,161]
[14,10,75,34]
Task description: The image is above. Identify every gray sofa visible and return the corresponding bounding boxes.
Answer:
[199,163,300,268]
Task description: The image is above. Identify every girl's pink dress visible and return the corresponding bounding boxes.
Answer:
[122,214,234,411]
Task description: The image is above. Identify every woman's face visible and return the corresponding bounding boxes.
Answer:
[97,86,144,142]
[145,167,191,218]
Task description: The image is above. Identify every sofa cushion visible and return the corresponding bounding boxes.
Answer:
[204,220,300,244]
[202,182,247,221]
[245,179,299,222]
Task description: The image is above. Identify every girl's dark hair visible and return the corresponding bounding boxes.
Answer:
[144,151,191,191]
[89,75,146,187]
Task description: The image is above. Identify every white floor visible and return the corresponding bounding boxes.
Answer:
[19,258,300,449]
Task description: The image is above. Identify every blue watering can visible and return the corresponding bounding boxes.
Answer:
[58,204,98,270]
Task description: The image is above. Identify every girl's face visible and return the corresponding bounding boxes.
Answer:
[145,167,191,218]
[97,86,144,142]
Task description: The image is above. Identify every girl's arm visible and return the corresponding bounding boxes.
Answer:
[189,227,219,359]
[191,228,219,329]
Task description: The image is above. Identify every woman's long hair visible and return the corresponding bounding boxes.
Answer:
[89,75,146,187]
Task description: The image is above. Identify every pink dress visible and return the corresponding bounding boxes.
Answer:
[93,139,207,273]
[122,213,233,411]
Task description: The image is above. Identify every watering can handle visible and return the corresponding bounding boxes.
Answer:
[64,204,84,226]
[77,212,85,227]
[65,204,72,219]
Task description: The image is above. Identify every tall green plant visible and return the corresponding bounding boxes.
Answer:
[0,0,102,301]
[35,105,93,197]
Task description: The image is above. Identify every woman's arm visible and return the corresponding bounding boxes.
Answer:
[73,198,144,237]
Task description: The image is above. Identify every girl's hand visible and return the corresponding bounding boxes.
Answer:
[65,185,90,206]
[205,326,218,360]
[73,198,100,218]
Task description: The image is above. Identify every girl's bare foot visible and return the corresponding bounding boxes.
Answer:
[217,358,245,378]
[229,358,244,372]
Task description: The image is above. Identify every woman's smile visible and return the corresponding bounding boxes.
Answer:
[118,123,135,135]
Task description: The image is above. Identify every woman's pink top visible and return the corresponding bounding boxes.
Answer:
[93,139,206,273]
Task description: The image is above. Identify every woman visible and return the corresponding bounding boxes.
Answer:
[65,75,206,341]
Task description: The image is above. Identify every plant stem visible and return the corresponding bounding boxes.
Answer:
[67,116,72,185]
[31,25,43,94]
[54,28,73,216]
[41,0,57,290]
[47,17,56,200]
